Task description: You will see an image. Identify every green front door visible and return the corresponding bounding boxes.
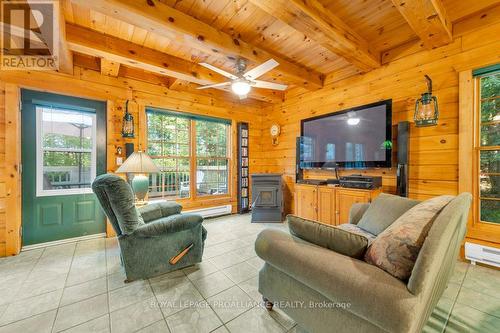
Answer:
[21,90,107,246]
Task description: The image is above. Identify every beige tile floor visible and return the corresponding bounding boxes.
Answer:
[0,213,499,333]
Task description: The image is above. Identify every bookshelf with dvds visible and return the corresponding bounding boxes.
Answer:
[237,122,249,213]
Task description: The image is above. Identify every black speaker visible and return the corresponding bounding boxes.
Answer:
[125,143,134,158]
[396,121,409,197]
[295,137,303,182]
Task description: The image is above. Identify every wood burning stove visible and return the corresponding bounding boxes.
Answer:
[251,174,283,223]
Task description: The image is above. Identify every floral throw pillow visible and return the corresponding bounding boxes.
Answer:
[364,195,454,280]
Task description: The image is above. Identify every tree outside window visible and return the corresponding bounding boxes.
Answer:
[477,72,500,224]
[146,110,230,200]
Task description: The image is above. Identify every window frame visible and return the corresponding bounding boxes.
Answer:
[194,120,231,198]
[35,106,97,197]
[473,71,500,225]
[145,108,232,201]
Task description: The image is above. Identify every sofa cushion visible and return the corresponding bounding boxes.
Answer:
[287,215,370,259]
[357,193,420,235]
[337,223,376,245]
[365,195,454,280]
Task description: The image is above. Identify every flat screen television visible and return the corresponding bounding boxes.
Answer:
[300,100,392,169]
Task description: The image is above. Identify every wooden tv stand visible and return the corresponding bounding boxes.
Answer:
[295,184,381,225]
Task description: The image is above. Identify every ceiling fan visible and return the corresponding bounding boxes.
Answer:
[196,58,288,99]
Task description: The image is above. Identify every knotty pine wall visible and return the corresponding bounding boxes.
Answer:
[0,83,5,256]
[0,67,265,256]
[257,16,500,215]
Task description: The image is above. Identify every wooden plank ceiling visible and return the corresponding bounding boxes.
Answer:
[56,0,498,104]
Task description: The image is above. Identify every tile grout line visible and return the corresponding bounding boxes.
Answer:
[0,247,48,328]
[50,242,77,333]
[441,263,469,333]
[148,271,175,333]
[105,237,112,333]
[451,264,500,321]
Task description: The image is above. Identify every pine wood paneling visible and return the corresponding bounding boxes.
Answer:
[260,19,500,215]
[0,63,265,255]
[0,82,5,257]
[4,84,21,256]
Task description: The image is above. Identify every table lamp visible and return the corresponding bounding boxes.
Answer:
[116,151,160,202]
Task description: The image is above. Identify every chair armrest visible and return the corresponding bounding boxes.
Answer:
[138,201,182,223]
[132,213,202,237]
[255,229,417,333]
[348,203,370,225]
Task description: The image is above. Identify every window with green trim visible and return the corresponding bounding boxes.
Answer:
[146,109,230,199]
[476,70,500,224]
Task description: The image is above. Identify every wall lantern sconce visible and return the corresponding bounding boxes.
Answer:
[121,100,135,138]
[414,75,439,127]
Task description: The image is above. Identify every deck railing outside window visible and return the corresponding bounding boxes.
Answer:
[146,109,230,200]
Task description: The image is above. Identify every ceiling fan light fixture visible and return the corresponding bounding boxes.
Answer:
[231,80,251,95]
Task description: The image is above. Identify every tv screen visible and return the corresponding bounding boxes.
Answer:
[300,100,392,169]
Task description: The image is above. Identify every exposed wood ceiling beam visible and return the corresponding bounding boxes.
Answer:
[66,24,217,84]
[66,24,282,103]
[74,53,171,87]
[118,66,171,88]
[100,58,120,77]
[54,0,73,74]
[168,79,187,90]
[248,0,380,72]
[69,0,323,90]
[391,0,453,49]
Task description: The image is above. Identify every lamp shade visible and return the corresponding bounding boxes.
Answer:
[115,151,160,174]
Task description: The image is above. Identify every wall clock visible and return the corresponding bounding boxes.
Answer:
[270,124,280,145]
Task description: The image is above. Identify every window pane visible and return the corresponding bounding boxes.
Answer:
[480,175,500,198]
[195,120,229,196]
[480,123,500,146]
[480,99,499,122]
[148,141,162,157]
[480,73,500,99]
[147,111,191,199]
[196,158,228,196]
[43,151,92,190]
[480,199,500,224]
[196,120,228,158]
[148,158,190,199]
[480,150,500,174]
[479,149,500,223]
[42,108,93,150]
[39,107,95,192]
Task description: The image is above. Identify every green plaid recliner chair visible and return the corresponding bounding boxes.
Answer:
[92,174,207,281]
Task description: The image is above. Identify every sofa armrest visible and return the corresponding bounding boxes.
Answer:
[255,229,417,333]
[138,201,182,223]
[348,203,370,225]
[132,213,203,237]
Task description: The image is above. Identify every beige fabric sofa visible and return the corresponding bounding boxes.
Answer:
[255,193,472,333]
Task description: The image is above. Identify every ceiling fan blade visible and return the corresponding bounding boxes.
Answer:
[253,80,288,91]
[243,59,279,80]
[196,82,231,90]
[199,63,238,80]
